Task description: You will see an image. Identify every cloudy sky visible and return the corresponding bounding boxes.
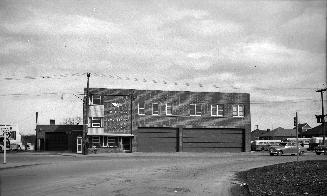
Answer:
[0,0,326,134]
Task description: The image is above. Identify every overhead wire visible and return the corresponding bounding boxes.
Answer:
[0,72,325,105]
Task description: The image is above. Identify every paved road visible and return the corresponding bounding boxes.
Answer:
[0,152,326,196]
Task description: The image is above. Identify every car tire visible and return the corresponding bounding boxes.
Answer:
[277,151,282,156]
[316,152,321,155]
[270,153,274,156]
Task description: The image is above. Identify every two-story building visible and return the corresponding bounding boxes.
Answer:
[84,88,251,153]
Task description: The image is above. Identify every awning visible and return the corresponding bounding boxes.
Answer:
[87,133,134,137]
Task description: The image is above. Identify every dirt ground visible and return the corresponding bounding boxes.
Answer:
[0,152,326,196]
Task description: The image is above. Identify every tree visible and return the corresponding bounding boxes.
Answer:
[62,116,82,125]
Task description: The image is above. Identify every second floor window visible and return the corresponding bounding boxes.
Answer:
[138,102,145,115]
[233,105,244,117]
[89,95,102,105]
[166,103,172,115]
[190,104,202,116]
[152,103,159,115]
[89,117,103,127]
[211,104,224,117]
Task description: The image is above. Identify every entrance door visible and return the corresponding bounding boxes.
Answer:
[122,137,132,152]
[77,137,82,154]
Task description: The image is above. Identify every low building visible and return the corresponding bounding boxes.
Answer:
[84,88,251,153]
[302,124,326,138]
[251,129,269,141]
[259,127,296,140]
[293,123,311,137]
[36,123,83,152]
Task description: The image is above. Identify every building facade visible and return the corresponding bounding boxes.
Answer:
[84,88,251,152]
[36,124,83,152]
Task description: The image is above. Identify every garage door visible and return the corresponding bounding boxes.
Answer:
[137,128,178,152]
[182,128,244,152]
[45,132,68,151]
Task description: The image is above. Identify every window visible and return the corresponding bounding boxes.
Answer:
[10,131,16,140]
[92,136,100,143]
[89,117,103,127]
[211,104,224,117]
[166,103,172,115]
[138,102,145,115]
[107,137,118,147]
[152,103,159,115]
[89,95,102,105]
[233,105,244,117]
[190,104,202,116]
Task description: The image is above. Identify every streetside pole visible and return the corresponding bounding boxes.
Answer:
[320,90,325,145]
[296,112,299,162]
[83,73,90,155]
[4,126,7,164]
[316,88,326,145]
[130,93,133,152]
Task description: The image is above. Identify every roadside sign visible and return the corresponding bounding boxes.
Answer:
[0,126,12,137]
[1,125,12,164]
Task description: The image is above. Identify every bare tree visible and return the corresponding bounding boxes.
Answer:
[62,116,82,125]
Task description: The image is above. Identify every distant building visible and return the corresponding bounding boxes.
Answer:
[251,129,268,141]
[259,127,296,140]
[302,124,325,138]
[293,123,311,137]
[84,88,251,153]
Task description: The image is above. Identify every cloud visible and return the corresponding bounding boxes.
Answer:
[167,8,209,20]
[0,38,32,54]
[2,11,122,36]
[219,40,323,68]
[186,19,243,36]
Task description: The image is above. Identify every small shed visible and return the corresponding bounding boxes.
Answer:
[36,125,83,152]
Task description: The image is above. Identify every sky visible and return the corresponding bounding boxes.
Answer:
[0,0,326,135]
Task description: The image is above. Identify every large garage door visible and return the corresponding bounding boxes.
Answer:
[45,132,68,151]
[137,128,178,152]
[182,128,244,152]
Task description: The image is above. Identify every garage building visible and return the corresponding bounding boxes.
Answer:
[85,88,251,153]
[36,124,83,152]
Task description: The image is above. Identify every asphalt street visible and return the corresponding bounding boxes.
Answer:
[0,152,326,196]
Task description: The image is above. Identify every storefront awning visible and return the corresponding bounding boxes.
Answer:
[88,133,134,137]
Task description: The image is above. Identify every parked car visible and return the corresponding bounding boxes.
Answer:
[269,142,306,156]
[25,143,35,151]
[10,143,22,151]
[314,145,327,155]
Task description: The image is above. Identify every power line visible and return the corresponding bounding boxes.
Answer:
[1,72,325,92]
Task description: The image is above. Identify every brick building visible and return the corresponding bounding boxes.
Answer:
[36,124,83,152]
[84,88,251,153]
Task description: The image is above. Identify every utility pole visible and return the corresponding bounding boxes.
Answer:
[316,88,326,145]
[294,113,299,162]
[83,73,90,155]
[3,126,7,164]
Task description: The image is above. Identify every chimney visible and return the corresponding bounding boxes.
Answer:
[50,119,55,125]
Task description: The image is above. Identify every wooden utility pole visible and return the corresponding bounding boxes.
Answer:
[316,88,326,145]
[295,112,299,162]
[83,73,90,155]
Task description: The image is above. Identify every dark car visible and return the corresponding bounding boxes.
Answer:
[314,145,327,155]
